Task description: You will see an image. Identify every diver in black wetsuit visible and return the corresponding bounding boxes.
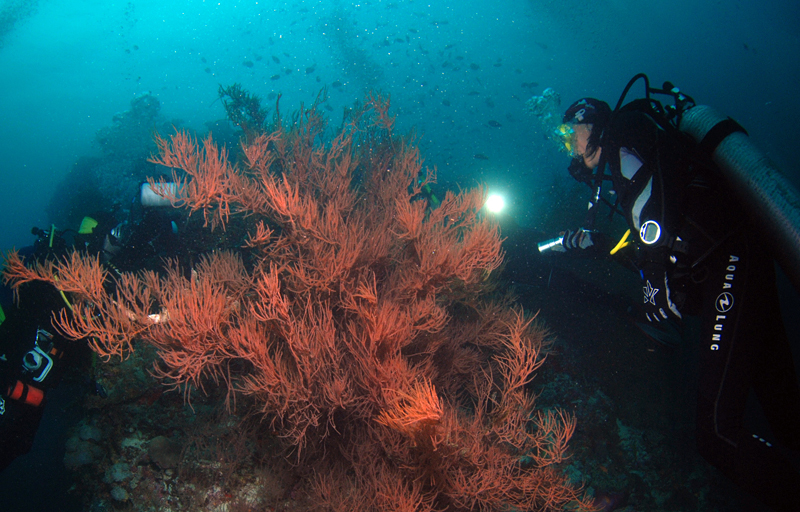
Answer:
[0,227,94,474]
[544,95,800,511]
[0,182,185,473]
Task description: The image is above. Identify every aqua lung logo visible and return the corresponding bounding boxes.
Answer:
[715,292,734,313]
[710,255,739,351]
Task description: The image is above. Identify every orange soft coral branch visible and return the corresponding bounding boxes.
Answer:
[363,300,413,357]
[528,409,577,468]
[495,308,547,397]
[130,253,248,391]
[193,251,252,299]
[376,379,443,444]
[2,250,108,303]
[151,129,198,171]
[230,318,299,419]
[454,218,504,279]
[55,298,148,359]
[2,250,45,288]
[42,269,163,359]
[243,220,274,249]
[366,91,395,133]
[409,295,449,334]
[258,172,303,223]
[149,131,234,229]
[250,263,293,328]
[393,198,427,241]
[241,130,281,176]
[367,141,423,210]
[427,187,486,237]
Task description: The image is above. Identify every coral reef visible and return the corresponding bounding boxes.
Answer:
[4,94,593,511]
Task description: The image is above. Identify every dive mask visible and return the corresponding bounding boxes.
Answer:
[554,123,577,157]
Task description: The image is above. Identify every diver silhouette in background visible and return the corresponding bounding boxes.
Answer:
[539,78,800,511]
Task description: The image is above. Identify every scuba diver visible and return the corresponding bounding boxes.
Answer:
[110,181,184,273]
[0,180,184,473]
[539,75,800,511]
[0,223,97,473]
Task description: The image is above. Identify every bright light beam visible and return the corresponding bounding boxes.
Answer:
[485,193,506,214]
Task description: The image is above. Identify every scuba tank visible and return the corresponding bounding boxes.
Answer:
[678,105,800,292]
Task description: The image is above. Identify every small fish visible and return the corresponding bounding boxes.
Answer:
[306,66,315,74]
[474,154,489,160]
[242,60,254,68]
[272,55,281,63]
[467,91,480,96]
[331,80,343,88]
[442,99,451,107]
[487,120,502,128]
[470,63,480,71]
[270,74,281,81]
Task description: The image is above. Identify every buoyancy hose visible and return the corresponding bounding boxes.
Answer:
[680,105,800,291]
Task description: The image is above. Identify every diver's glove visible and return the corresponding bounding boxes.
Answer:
[538,229,605,254]
[641,264,682,322]
[562,228,596,250]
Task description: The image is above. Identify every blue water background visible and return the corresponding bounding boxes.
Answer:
[0,0,798,250]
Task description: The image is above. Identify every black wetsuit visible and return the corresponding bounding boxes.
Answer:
[0,278,72,473]
[601,109,800,511]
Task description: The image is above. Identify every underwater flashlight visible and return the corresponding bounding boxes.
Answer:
[537,237,565,253]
